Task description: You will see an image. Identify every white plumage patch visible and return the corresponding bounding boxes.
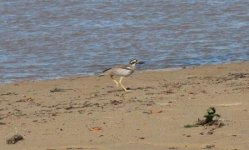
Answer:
[113,68,133,76]
[124,66,132,70]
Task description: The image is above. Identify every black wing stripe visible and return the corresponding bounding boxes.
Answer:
[102,68,111,73]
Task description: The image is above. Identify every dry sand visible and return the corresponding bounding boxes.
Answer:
[0,62,249,150]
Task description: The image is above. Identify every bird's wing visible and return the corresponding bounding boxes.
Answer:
[102,64,124,73]
[113,64,132,70]
[102,68,111,73]
[101,64,132,75]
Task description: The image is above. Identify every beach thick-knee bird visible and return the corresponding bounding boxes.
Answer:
[99,59,143,91]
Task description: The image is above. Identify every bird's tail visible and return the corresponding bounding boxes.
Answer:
[98,73,105,77]
[98,68,111,77]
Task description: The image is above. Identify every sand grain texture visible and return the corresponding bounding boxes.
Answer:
[0,62,249,150]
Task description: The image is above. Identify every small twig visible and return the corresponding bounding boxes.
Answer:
[50,88,74,93]
[1,92,18,96]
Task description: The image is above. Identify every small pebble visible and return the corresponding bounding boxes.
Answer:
[201,144,215,149]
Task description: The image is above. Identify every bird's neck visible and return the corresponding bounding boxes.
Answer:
[130,63,136,69]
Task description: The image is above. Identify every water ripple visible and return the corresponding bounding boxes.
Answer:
[0,0,249,83]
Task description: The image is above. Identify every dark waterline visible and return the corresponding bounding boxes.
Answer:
[0,0,249,83]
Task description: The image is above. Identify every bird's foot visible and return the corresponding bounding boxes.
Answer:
[123,87,132,92]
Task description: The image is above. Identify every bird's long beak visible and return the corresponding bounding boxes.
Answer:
[138,61,145,64]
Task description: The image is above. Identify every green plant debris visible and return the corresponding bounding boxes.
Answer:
[184,107,223,128]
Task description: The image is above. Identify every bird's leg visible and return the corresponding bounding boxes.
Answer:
[110,75,119,87]
[119,77,128,91]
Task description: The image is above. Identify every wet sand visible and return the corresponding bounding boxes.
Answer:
[0,62,249,150]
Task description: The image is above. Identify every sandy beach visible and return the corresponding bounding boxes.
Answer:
[0,62,249,150]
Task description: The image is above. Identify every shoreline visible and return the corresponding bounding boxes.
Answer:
[1,61,248,85]
[0,62,249,150]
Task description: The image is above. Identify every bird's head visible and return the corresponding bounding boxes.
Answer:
[129,59,144,65]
